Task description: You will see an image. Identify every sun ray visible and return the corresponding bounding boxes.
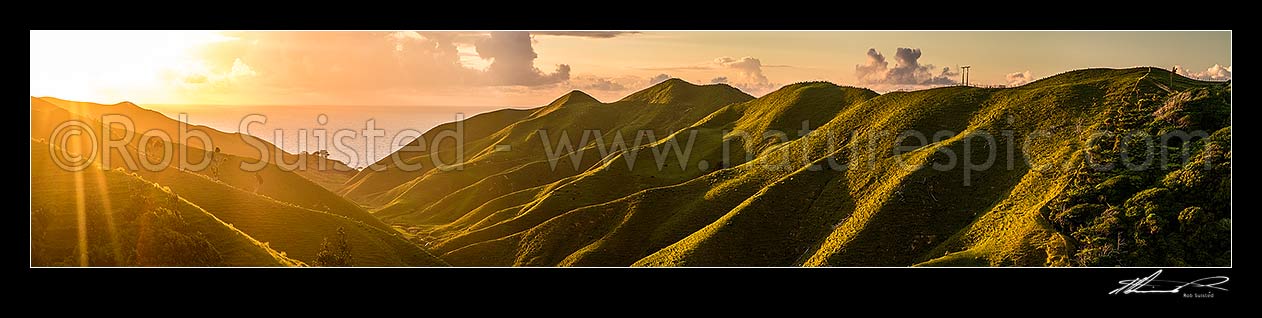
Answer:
[73,165,88,267]
[91,165,123,265]
[63,102,95,267]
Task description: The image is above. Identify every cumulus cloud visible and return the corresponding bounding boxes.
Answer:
[710,76,728,84]
[649,73,672,84]
[1006,70,1034,86]
[715,56,777,95]
[229,58,257,78]
[476,32,571,86]
[855,48,889,83]
[174,31,586,104]
[1177,64,1232,81]
[854,48,957,86]
[570,76,627,91]
[716,57,768,83]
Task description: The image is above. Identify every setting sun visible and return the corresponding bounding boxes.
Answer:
[30,30,232,104]
[30,30,1231,272]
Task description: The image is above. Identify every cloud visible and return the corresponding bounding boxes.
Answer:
[716,57,768,83]
[710,76,728,84]
[571,76,627,91]
[229,58,257,78]
[1006,70,1033,86]
[175,31,581,104]
[638,65,713,71]
[476,32,571,86]
[715,56,777,95]
[855,48,889,83]
[170,57,256,89]
[1177,64,1232,81]
[649,73,672,84]
[531,31,639,38]
[854,48,957,86]
[923,66,958,85]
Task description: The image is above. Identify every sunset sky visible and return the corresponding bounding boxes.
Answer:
[30,31,1231,107]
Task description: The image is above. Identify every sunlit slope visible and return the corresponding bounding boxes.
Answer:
[915,69,1230,267]
[31,140,301,267]
[35,97,358,190]
[30,109,448,266]
[31,97,75,139]
[29,103,380,227]
[31,67,1227,267]
[425,68,1229,266]
[362,80,755,225]
[134,167,447,266]
[639,84,1021,266]
[434,83,878,264]
[340,108,533,204]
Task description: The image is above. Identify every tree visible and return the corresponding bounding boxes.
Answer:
[314,227,353,267]
[210,147,225,180]
[135,207,224,266]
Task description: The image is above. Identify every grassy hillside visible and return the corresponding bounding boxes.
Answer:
[435,82,878,264]
[31,140,302,266]
[31,101,379,226]
[361,80,754,226]
[134,166,447,266]
[31,68,1228,267]
[35,97,359,191]
[30,103,448,267]
[340,107,533,205]
[367,69,1230,267]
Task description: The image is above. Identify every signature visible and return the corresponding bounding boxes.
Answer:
[1109,270,1229,295]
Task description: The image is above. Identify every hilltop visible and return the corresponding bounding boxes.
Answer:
[30,98,448,266]
[33,97,359,191]
[347,69,1231,267]
[31,139,302,266]
[31,68,1230,267]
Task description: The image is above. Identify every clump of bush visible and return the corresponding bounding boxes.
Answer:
[135,207,224,266]
[1044,82,1230,267]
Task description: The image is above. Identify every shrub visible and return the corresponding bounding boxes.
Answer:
[314,227,353,267]
[135,207,224,266]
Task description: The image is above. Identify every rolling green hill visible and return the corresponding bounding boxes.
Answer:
[435,82,878,264]
[359,80,755,226]
[30,99,448,267]
[31,68,1229,267]
[31,140,302,267]
[339,107,533,205]
[352,69,1231,267]
[34,97,359,191]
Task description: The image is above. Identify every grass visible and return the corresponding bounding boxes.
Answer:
[32,68,1230,267]
[31,139,302,266]
[368,80,755,227]
[137,166,447,266]
[31,102,448,267]
[433,82,876,265]
[361,69,1230,267]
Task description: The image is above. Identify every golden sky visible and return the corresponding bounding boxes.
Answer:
[30,31,1231,107]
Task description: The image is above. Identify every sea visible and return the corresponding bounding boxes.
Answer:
[145,104,522,169]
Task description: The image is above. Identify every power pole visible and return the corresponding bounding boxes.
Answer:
[960,65,971,86]
[1170,66,1176,88]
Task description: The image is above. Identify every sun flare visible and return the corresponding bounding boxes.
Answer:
[30,30,232,104]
